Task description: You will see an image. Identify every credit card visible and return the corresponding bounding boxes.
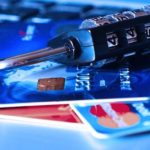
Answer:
[0,104,81,123]
[71,98,150,138]
[0,53,149,107]
[0,104,81,124]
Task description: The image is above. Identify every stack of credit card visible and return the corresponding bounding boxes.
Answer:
[0,0,150,139]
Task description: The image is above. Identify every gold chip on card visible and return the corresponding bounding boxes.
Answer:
[38,78,65,91]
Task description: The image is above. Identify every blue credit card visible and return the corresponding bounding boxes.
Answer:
[71,99,150,138]
[0,21,150,107]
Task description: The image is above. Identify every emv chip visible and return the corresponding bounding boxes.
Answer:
[38,78,65,91]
